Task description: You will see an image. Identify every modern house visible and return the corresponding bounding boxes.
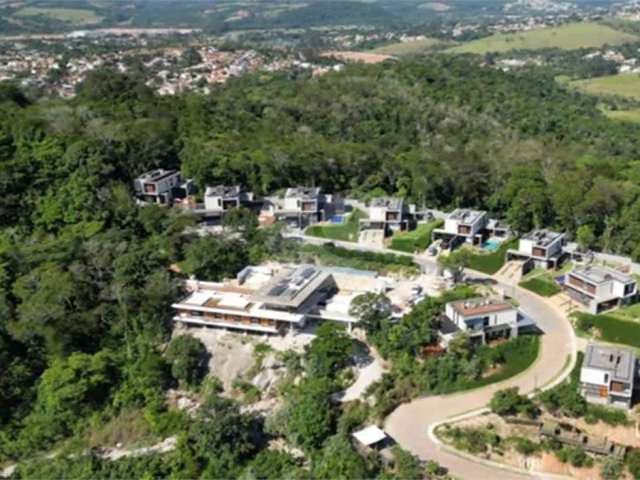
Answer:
[133,169,194,205]
[564,265,637,313]
[203,185,254,215]
[580,343,636,409]
[507,230,566,270]
[272,187,332,228]
[172,264,402,334]
[173,265,336,334]
[359,197,414,236]
[433,209,488,246]
[439,297,519,346]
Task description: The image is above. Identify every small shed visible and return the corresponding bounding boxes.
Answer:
[352,425,389,451]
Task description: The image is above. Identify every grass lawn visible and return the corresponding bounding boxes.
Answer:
[369,38,446,55]
[604,108,640,123]
[466,238,518,275]
[574,312,640,349]
[607,303,640,322]
[14,7,102,24]
[448,22,638,54]
[305,209,366,242]
[519,276,561,297]
[458,335,540,391]
[390,220,443,253]
[570,74,640,101]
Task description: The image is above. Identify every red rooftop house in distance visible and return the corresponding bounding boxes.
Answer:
[439,297,519,347]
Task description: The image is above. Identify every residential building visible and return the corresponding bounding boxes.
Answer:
[133,169,194,205]
[580,343,636,409]
[433,208,488,246]
[439,297,519,346]
[272,187,332,228]
[173,265,336,334]
[203,185,254,215]
[507,229,566,269]
[564,265,637,313]
[172,264,407,334]
[359,197,415,236]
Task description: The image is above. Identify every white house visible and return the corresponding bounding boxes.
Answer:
[580,343,636,409]
[434,209,488,246]
[441,297,519,345]
[564,265,637,313]
[273,187,332,228]
[507,229,566,269]
[204,185,254,214]
[359,197,414,236]
[134,169,194,205]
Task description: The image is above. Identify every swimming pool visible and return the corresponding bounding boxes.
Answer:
[482,238,502,251]
[331,215,345,224]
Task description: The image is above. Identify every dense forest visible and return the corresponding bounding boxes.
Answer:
[2,54,640,476]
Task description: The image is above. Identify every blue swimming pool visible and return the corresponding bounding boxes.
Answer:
[483,239,502,251]
[331,215,345,224]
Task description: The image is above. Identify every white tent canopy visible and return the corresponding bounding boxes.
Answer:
[352,425,387,447]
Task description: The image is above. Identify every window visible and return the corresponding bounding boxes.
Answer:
[604,373,609,383]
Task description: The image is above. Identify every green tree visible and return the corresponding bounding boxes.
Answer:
[391,446,423,480]
[349,292,392,336]
[626,449,640,480]
[223,207,258,239]
[601,456,623,480]
[284,377,336,451]
[181,236,248,281]
[304,322,353,378]
[489,387,536,418]
[165,335,209,388]
[576,224,596,252]
[311,435,369,480]
[438,249,471,283]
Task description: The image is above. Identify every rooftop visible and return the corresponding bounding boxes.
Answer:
[285,187,321,199]
[370,197,403,210]
[137,169,179,182]
[205,185,240,197]
[522,229,564,247]
[449,297,515,317]
[584,343,635,383]
[352,425,387,447]
[448,208,486,225]
[570,265,634,285]
[249,265,333,309]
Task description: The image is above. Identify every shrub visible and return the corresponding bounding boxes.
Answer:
[627,449,640,480]
[601,457,623,480]
[489,387,537,418]
[556,446,593,468]
[165,335,209,388]
[508,436,541,456]
[585,404,629,426]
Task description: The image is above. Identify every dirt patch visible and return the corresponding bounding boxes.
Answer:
[321,51,395,64]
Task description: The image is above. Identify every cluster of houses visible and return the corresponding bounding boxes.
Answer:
[136,169,639,318]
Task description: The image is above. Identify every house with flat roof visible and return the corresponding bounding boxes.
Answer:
[433,208,488,246]
[359,197,415,237]
[580,343,637,409]
[172,264,403,334]
[439,297,519,346]
[564,265,637,313]
[271,187,332,228]
[203,185,254,215]
[173,265,336,334]
[507,229,566,270]
[133,169,194,205]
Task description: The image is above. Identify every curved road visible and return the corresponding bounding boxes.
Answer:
[292,234,576,479]
[384,279,576,480]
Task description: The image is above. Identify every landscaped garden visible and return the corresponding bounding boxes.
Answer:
[573,312,640,349]
[519,274,561,297]
[389,220,443,253]
[305,209,367,242]
[466,238,518,275]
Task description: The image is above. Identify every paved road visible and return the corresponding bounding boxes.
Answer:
[292,233,576,479]
[384,280,575,480]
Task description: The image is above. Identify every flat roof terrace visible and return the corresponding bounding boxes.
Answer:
[522,229,564,247]
[370,197,403,210]
[249,266,333,309]
[570,265,634,285]
[449,297,515,317]
[584,343,635,384]
[448,208,486,225]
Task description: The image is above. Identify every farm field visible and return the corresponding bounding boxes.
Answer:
[605,108,640,123]
[448,22,638,54]
[14,7,102,24]
[570,74,640,101]
[369,37,447,55]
